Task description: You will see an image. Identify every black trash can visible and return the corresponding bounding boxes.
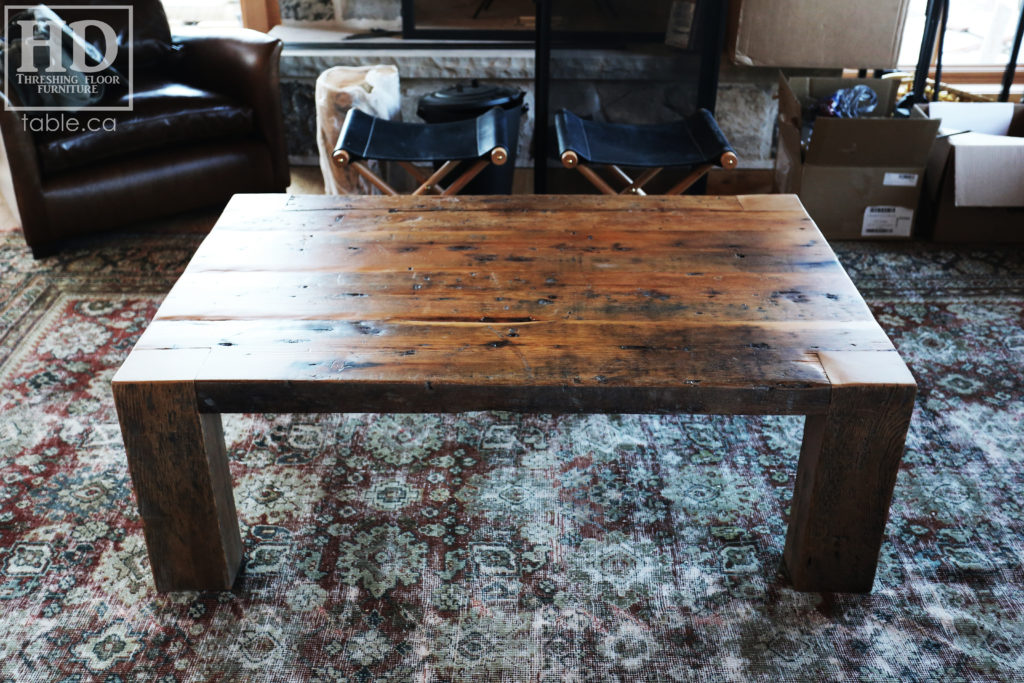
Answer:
[417,81,525,195]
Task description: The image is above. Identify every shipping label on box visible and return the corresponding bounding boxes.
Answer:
[883,172,919,187]
[799,165,927,239]
[862,206,914,237]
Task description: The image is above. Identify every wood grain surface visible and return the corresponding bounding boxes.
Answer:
[112,349,242,592]
[124,193,903,416]
[112,193,917,593]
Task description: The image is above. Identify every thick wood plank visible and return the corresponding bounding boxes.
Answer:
[127,317,892,415]
[181,247,837,279]
[194,377,829,416]
[784,351,916,592]
[190,220,823,252]
[180,229,830,275]
[187,346,830,415]
[212,194,806,236]
[155,271,865,309]
[276,193,753,213]
[216,194,753,224]
[208,208,815,235]
[736,194,805,212]
[112,350,242,592]
[134,319,891,354]
[153,281,872,326]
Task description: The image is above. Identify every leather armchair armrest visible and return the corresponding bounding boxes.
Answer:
[173,29,289,188]
[0,91,47,247]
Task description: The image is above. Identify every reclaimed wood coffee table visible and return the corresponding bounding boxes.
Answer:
[112,194,915,594]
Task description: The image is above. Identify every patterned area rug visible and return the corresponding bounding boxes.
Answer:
[0,227,1023,681]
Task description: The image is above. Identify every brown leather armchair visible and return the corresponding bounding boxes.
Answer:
[0,0,289,257]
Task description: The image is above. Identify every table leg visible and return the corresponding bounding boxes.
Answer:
[784,352,916,592]
[113,380,242,592]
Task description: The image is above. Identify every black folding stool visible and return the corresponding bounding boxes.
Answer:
[332,107,513,195]
[555,108,738,196]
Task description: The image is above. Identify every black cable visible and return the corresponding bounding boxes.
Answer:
[999,1,1024,102]
[533,0,551,193]
[932,0,949,101]
[912,0,943,104]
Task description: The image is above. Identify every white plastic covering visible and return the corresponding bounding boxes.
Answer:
[315,65,401,195]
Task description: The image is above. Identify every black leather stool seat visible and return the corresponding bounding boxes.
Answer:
[554,108,737,195]
[337,107,511,163]
[332,106,514,196]
[555,108,735,168]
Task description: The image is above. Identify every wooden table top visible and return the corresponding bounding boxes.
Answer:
[114,193,910,417]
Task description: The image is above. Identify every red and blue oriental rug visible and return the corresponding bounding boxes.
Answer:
[0,228,1022,681]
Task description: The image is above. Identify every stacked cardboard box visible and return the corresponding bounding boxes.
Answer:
[775,74,941,240]
[913,102,1024,243]
[728,0,911,69]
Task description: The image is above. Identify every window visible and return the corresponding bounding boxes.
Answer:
[161,0,243,30]
[897,0,1023,97]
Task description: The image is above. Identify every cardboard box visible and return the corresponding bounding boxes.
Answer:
[728,0,911,69]
[913,102,1024,242]
[775,74,941,240]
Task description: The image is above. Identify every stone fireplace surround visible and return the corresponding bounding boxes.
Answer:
[273,0,821,175]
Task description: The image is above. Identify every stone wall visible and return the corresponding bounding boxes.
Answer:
[279,43,782,170]
[276,1,786,172]
[278,0,401,28]
[273,0,789,172]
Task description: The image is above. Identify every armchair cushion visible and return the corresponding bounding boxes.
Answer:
[34,80,255,174]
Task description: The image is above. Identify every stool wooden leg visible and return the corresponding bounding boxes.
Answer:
[351,161,399,195]
[665,163,714,195]
[441,159,490,195]
[113,379,242,592]
[621,167,661,195]
[398,162,437,192]
[576,164,618,195]
[784,351,916,592]
[412,160,460,195]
